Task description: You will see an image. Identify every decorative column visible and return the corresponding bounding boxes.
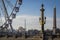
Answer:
[53,6,56,34]
[39,4,46,40]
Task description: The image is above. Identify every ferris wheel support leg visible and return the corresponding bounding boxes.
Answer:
[10,23,13,32]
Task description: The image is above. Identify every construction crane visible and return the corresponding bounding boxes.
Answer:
[0,0,22,32]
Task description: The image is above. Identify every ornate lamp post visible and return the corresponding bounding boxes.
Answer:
[39,4,46,40]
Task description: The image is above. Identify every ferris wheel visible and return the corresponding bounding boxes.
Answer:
[0,0,22,32]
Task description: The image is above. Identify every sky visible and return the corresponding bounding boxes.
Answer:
[0,0,60,30]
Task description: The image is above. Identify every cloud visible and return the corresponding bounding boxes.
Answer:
[12,15,40,30]
[45,17,60,30]
[0,15,60,30]
[12,15,60,30]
